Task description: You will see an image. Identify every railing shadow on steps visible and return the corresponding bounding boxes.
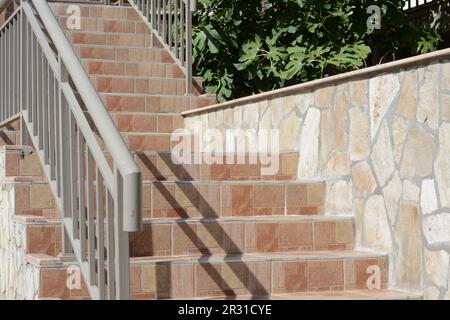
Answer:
[0,0,142,299]
[136,153,270,298]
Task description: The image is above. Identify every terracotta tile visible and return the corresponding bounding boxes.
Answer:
[195,264,224,295]
[307,183,325,206]
[130,224,171,257]
[231,185,253,216]
[286,184,307,209]
[140,264,170,298]
[40,268,69,299]
[308,260,344,290]
[284,261,308,293]
[254,185,285,208]
[14,185,30,209]
[170,264,194,298]
[173,223,198,255]
[279,222,313,251]
[27,225,57,256]
[30,185,55,209]
[256,223,279,252]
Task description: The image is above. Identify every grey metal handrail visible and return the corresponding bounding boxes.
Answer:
[127,0,195,94]
[0,0,142,300]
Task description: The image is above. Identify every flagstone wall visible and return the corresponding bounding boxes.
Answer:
[183,50,450,298]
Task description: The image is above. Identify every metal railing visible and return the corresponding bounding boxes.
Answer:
[0,0,142,299]
[128,0,195,94]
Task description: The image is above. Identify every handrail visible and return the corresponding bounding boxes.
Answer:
[127,0,195,95]
[0,0,142,300]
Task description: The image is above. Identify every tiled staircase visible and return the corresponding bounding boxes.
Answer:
[0,3,420,300]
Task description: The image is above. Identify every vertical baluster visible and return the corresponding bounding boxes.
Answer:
[186,0,193,95]
[1,27,5,120]
[156,0,160,34]
[33,44,40,136]
[162,0,166,43]
[40,53,47,153]
[54,76,61,196]
[78,132,86,256]
[8,23,11,118]
[114,167,130,299]
[96,170,105,299]
[70,115,79,238]
[174,0,178,59]
[168,0,172,50]
[180,0,184,64]
[150,0,156,47]
[87,150,96,285]
[48,72,56,179]
[106,191,115,300]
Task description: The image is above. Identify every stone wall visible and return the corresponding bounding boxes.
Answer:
[183,50,450,299]
[0,150,39,300]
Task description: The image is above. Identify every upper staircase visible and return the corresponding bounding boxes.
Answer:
[0,1,421,300]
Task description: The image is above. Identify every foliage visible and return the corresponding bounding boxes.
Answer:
[193,0,441,102]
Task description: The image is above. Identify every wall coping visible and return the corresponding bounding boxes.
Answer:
[182,48,450,117]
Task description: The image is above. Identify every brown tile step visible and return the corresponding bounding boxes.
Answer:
[25,254,91,300]
[56,16,149,34]
[98,93,216,113]
[139,180,325,219]
[130,250,388,299]
[73,45,173,64]
[14,216,62,257]
[131,215,354,257]
[89,75,198,95]
[202,289,421,300]
[1,145,44,180]
[50,3,140,21]
[81,59,184,78]
[108,112,184,134]
[131,151,298,181]
[4,179,59,219]
[65,30,153,48]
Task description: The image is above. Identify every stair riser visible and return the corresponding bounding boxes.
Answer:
[51,4,140,21]
[110,113,184,134]
[131,257,388,299]
[131,219,354,257]
[22,223,62,257]
[38,267,91,300]
[3,149,44,179]
[66,32,153,48]
[133,152,298,181]
[90,76,194,95]
[100,94,216,113]
[141,182,325,219]
[74,46,172,64]
[57,17,149,34]
[82,60,184,78]
[12,183,59,219]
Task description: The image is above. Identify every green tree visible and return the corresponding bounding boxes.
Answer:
[193,0,441,102]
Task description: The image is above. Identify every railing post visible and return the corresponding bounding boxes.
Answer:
[150,0,156,47]
[57,54,75,260]
[114,167,131,300]
[185,0,194,95]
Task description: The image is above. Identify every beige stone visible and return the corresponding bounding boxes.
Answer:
[333,87,348,149]
[243,102,259,129]
[392,116,409,165]
[29,185,55,209]
[354,197,365,246]
[443,62,450,90]
[417,65,440,129]
[314,86,335,108]
[270,98,283,128]
[424,286,441,300]
[282,95,296,115]
[279,112,302,151]
[326,151,350,177]
[400,125,435,178]
[352,161,376,197]
[349,107,370,161]
[327,180,353,214]
[320,110,332,169]
[395,202,423,291]
[223,108,234,127]
[259,103,272,130]
[424,249,449,288]
[402,180,420,202]
[371,121,395,187]
[440,94,450,121]
[349,79,368,108]
[369,73,400,138]
[362,195,392,252]
[383,172,402,226]
[423,212,450,245]
[397,70,417,119]
[297,108,320,178]
[295,92,314,114]
[421,179,438,215]
[233,106,243,127]
[435,123,450,207]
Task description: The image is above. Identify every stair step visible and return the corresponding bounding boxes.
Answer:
[81,59,184,78]
[65,30,153,48]
[89,75,193,95]
[1,145,44,179]
[99,93,216,113]
[131,216,354,257]
[50,3,140,21]
[139,180,325,219]
[56,16,149,34]
[130,251,388,299]
[132,151,298,181]
[109,112,184,134]
[73,45,172,63]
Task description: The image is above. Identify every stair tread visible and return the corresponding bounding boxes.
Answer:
[202,289,421,300]
[131,250,386,264]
